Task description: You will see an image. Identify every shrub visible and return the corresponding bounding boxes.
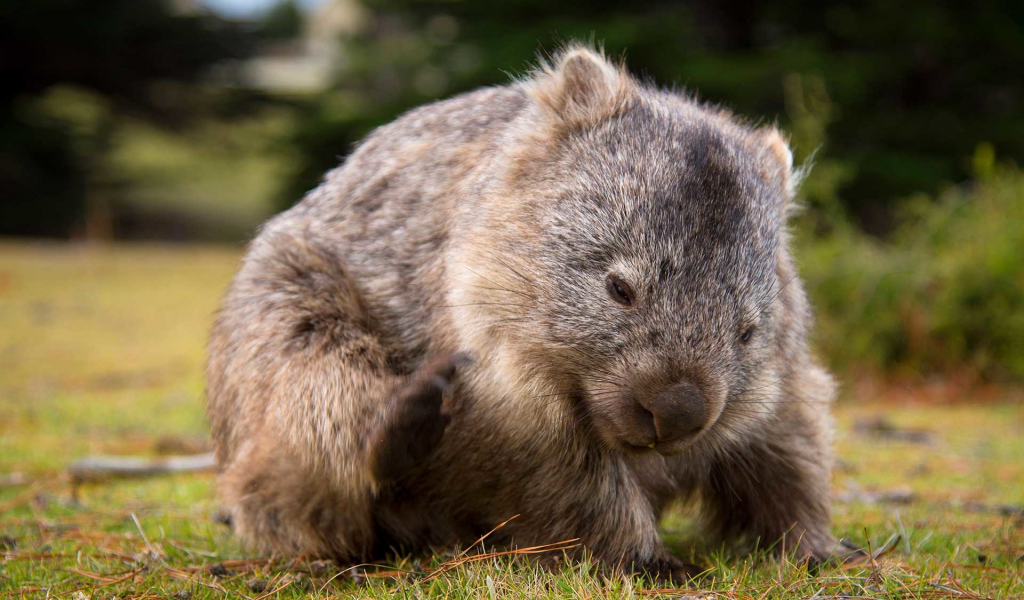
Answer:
[798,167,1024,382]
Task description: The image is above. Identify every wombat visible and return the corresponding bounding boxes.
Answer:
[207,45,861,581]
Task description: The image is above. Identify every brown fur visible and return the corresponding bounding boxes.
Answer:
[207,45,858,581]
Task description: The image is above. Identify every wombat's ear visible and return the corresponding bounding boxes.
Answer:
[758,127,801,211]
[524,45,636,129]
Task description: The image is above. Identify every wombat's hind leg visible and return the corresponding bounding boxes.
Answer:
[220,440,356,559]
[208,227,452,560]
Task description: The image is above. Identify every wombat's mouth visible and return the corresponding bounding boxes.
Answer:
[619,430,706,456]
[620,440,657,453]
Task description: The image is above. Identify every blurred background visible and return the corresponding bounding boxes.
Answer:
[1,0,1022,399]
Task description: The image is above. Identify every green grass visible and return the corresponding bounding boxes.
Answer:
[1,243,1022,598]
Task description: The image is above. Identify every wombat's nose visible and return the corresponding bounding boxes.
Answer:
[645,380,707,442]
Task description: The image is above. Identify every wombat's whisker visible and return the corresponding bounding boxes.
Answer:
[721,411,774,429]
[732,386,833,407]
[463,265,538,300]
[732,399,830,406]
[470,285,535,298]
[463,243,537,285]
[492,258,535,285]
[732,370,795,395]
[555,344,628,384]
[556,356,627,386]
[730,390,785,403]
[488,316,531,325]
[441,302,534,308]
[530,391,583,400]
[532,389,620,403]
[744,274,799,323]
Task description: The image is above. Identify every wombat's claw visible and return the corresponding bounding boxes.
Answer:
[370,353,467,482]
[808,538,870,569]
[839,538,870,562]
[643,556,706,586]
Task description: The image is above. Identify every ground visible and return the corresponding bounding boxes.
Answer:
[1,242,1021,599]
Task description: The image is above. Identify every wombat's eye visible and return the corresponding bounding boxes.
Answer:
[605,274,635,307]
[740,325,756,344]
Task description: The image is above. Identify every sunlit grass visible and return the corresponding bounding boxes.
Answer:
[0,242,238,474]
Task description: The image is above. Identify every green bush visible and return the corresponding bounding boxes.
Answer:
[799,167,1024,382]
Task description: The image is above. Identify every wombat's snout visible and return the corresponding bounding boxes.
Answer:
[635,380,708,448]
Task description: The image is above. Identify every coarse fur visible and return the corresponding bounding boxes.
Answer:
[206,45,858,581]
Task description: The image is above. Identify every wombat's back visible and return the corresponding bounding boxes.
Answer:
[297,85,528,250]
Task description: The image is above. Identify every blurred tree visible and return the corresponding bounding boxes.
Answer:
[281,0,1024,235]
[0,0,255,238]
[258,0,304,41]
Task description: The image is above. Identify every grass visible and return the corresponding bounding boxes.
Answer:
[0,242,1021,599]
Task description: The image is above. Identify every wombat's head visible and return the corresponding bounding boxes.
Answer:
[454,46,823,455]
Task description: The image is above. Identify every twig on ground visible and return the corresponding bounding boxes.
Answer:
[0,473,29,488]
[422,538,582,583]
[67,453,215,485]
[52,566,145,598]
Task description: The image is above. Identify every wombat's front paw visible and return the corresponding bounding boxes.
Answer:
[809,538,869,568]
[370,353,470,483]
[641,555,706,586]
